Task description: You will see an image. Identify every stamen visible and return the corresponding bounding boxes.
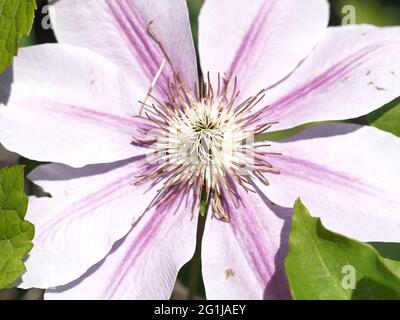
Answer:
[147,21,177,75]
[139,58,167,116]
[131,22,281,221]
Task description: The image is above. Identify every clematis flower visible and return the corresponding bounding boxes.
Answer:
[1,0,400,299]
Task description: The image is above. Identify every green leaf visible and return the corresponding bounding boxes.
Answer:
[369,242,400,261]
[369,242,400,277]
[365,98,400,137]
[285,199,400,300]
[0,0,36,72]
[0,165,34,288]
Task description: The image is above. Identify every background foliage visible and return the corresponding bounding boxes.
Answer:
[0,0,36,72]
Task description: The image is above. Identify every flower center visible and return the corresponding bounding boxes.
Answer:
[131,22,279,221]
[173,101,237,166]
[132,74,278,221]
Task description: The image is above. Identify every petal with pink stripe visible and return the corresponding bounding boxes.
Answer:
[0,44,149,167]
[202,187,291,300]
[20,157,159,289]
[258,123,400,242]
[199,0,329,99]
[44,188,199,300]
[255,26,400,131]
[51,0,198,97]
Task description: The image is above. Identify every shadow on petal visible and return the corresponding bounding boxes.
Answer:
[253,182,292,300]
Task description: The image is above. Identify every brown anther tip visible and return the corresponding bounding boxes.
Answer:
[147,20,154,31]
[222,216,230,223]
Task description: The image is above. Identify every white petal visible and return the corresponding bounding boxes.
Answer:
[44,190,199,299]
[20,157,159,289]
[259,123,400,242]
[258,25,400,131]
[51,0,198,97]
[199,0,329,98]
[202,188,291,300]
[0,44,147,167]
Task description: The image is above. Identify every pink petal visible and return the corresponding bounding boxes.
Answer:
[0,44,148,167]
[202,187,291,300]
[199,0,329,98]
[258,25,400,131]
[51,0,198,97]
[258,123,400,242]
[20,157,159,289]
[44,190,199,299]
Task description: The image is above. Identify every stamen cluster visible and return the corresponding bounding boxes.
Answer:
[133,74,278,221]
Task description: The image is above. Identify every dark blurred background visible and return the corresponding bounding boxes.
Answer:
[1,0,400,300]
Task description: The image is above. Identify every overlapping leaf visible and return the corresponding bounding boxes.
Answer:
[0,166,34,288]
[286,199,400,300]
[0,0,36,72]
